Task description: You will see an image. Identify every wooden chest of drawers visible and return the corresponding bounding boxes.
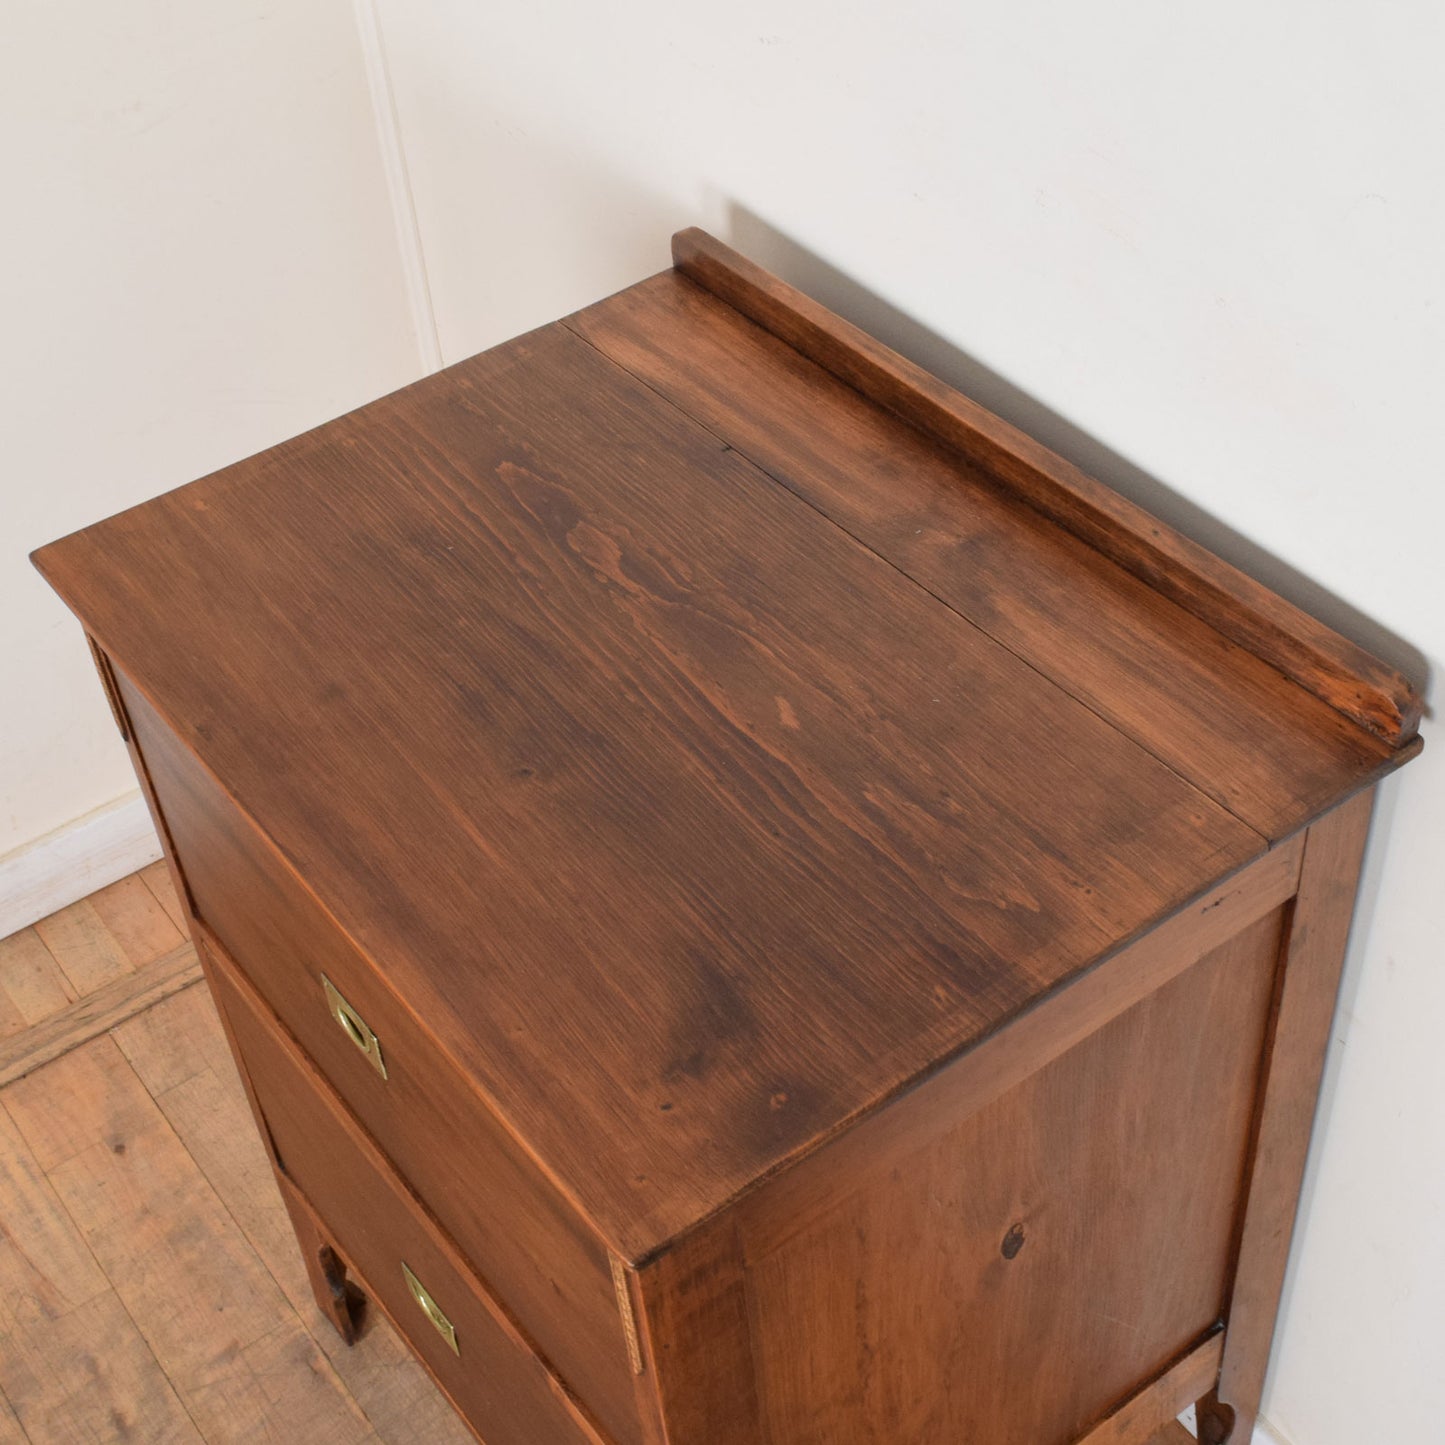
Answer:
[35,230,1421,1445]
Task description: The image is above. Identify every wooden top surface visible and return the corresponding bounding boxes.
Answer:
[34,234,1418,1260]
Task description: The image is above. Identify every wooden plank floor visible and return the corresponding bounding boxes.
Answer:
[0,863,471,1444]
[0,865,1199,1445]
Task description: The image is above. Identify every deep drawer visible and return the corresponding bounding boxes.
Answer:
[118,672,643,1445]
[204,933,608,1445]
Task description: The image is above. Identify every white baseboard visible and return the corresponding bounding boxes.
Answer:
[1179,1406,1292,1444]
[0,793,162,938]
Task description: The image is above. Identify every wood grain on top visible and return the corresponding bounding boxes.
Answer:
[671,227,1423,748]
[568,270,1413,842]
[31,262,1377,1258]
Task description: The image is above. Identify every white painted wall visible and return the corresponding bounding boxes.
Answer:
[0,0,424,887]
[4,0,1439,1438]
[367,2,1441,1440]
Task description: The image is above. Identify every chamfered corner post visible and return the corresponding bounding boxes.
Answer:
[1197,787,1377,1443]
[631,1218,763,1445]
[277,1173,368,1346]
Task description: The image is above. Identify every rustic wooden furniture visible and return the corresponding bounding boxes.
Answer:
[34,229,1421,1445]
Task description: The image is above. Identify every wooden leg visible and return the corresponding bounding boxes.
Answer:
[1194,1391,1235,1445]
[278,1173,367,1346]
[1202,791,1375,1442]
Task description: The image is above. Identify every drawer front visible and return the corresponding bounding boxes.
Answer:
[204,936,605,1445]
[119,675,644,1445]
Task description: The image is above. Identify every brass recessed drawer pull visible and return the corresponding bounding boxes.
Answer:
[402,1262,459,1355]
[322,974,388,1080]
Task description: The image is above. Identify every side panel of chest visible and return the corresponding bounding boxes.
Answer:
[628,841,1314,1445]
[740,907,1284,1445]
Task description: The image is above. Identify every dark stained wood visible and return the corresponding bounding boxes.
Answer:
[632,1220,760,1445]
[1074,1333,1222,1445]
[32,232,1420,1444]
[743,909,1282,1445]
[35,321,1262,1262]
[566,270,1415,841]
[1198,791,1375,1444]
[670,228,1422,747]
[204,933,611,1445]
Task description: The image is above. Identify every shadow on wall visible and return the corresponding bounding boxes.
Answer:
[720,202,1430,696]
[403,100,1427,697]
